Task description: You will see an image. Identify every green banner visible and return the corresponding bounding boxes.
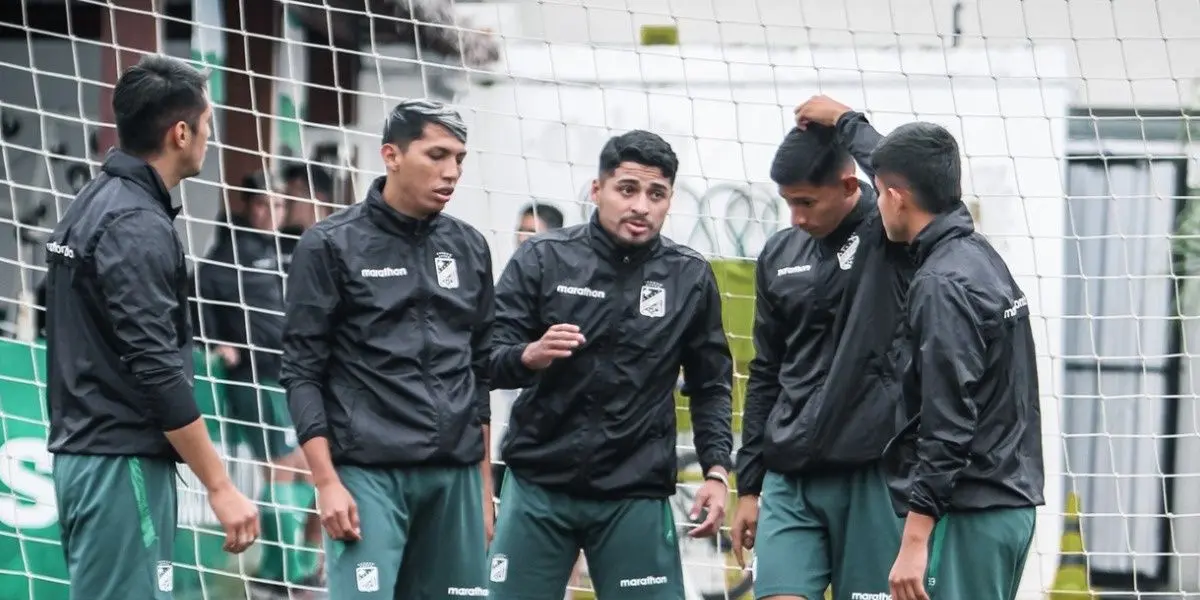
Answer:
[0,340,249,600]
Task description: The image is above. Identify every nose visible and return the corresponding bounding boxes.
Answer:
[790,210,807,229]
[630,192,652,215]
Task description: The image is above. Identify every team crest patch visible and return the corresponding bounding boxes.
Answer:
[490,554,509,582]
[156,561,173,592]
[837,233,860,271]
[434,252,460,289]
[639,281,666,318]
[356,562,380,592]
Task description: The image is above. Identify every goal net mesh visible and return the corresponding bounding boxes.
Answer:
[1,0,1198,598]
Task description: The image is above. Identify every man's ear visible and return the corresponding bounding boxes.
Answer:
[842,173,860,197]
[379,143,401,172]
[590,178,601,204]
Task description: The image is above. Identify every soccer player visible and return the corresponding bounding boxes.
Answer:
[487,130,734,600]
[280,99,494,599]
[731,95,912,600]
[870,122,1044,600]
[43,55,259,600]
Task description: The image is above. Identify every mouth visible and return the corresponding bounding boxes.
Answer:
[433,186,455,202]
[622,220,651,236]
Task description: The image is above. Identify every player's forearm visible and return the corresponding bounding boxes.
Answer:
[735,390,775,496]
[129,361,202,431]
[480,424,493,494]
[834,110,885,180]
[285,381,330,445]
[299,436,340,488]
[900,511,937,546]
[488,343,537,389]
[689,393,734,474]
[164,418,235,493]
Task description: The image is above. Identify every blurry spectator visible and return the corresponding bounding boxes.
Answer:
[516,202,565,246]
[196,170,321,593]
[278,163,335,273]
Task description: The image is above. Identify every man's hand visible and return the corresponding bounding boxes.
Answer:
[317,480,362,542]
[208,484,260,553]
[214,345,240,368]
[730,495,759,568]
[687,475,728,539]
[521,324,586,370]
[889,537,931,600]
[794,95,852,130]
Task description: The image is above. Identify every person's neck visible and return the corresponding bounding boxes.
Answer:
[146,156,181,190]
[904,212,936,244]
[381,179,432,220]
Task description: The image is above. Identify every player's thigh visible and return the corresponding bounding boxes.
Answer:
[583,496,685,600]
[929,507,1036,600]
[395,466,489,599]
[829,465,903,600]
[52,454,177,600]
[487,472,581,600]
[324,466,409,599]
[754,471,831,600]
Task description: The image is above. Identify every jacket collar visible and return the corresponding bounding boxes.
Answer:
[588,212,661,266]
[365,176,440,237]
[100,149,179,218]
[908,202,974,266]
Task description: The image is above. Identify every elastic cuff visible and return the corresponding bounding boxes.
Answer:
[160,378,202,431]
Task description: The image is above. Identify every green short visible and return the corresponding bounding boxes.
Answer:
[925,507,1036,600]
[324,465,489,598]
[753,464,902,600]
[223,382,297,462]
[52,454,178,600]
[487,472,684,600]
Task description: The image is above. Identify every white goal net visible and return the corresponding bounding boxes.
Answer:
[1,0,1198,599]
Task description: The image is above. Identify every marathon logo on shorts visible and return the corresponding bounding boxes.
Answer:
[155,560,173,592]
[556,284,606,299]
[356,562,379,592]
[361,266,408,278]
[619,575,669,588]
[446,587,489,596]
[849,593,891,600]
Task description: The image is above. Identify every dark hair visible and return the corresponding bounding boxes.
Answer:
[282,163,335,199]
[383,99,467,148]
[520,203,564,230]
[598,130,679,184]
[112,55,209,156]
[240,170,270,204]
[769,125,852,187]
[870,122,962,214]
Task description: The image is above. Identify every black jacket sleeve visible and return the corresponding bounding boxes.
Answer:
[906,274,987,519]
[280,229,342,445]
[836,111,885,183]
[93,210,200,431]
[473,245,496,425]
[735,256,784,495]
[680,262,735,475]
[489,242,542,390]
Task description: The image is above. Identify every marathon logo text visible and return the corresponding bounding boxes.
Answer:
[45,241,75,259]
[619,576,669,588]
[361,266,408,278]
[1003,295,1029,319]
[849,594,891,600]
[447,587,489,597]
[556,284,606,299]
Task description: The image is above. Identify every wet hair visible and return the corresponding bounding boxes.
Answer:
[870,122,962,214]
[382,99,468,148]
[597,130,679,184]
[769,125,852,188]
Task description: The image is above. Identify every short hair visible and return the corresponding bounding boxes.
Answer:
[112,55,209,156]
[520,203,564,230]
[769,125,852,188]
[383,99,467,148]
[281,163,335,199]
[598,130,679,184]
[870,122,962,214]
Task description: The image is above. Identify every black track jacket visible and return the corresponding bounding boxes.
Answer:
[490,217,734,499]
[280,177,494,467]
[44,150,199,460]
[883,204,1045,518]
[736,112,914,495]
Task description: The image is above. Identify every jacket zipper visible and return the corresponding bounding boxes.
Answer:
[415,233,442,454]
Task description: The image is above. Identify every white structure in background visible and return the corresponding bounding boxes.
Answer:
[354,37,1071,599]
